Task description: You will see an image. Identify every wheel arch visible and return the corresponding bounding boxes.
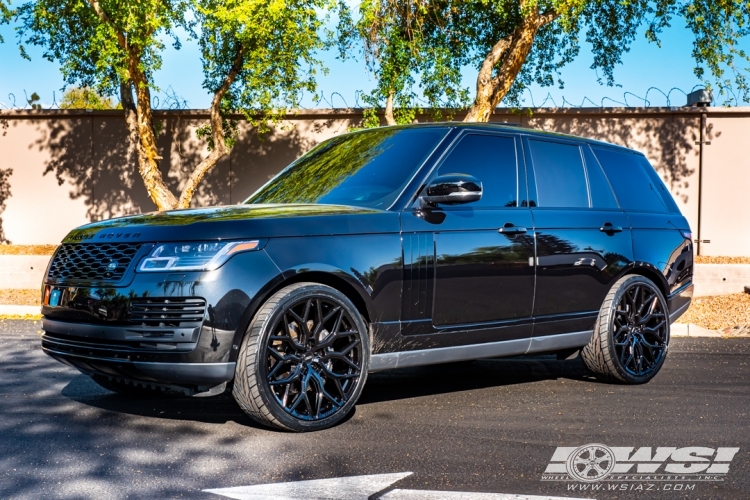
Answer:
[267,270,372,324]
[230,268,374,359]
[622,263,669,299]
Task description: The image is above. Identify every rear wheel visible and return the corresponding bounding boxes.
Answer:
[232,283,370,431]
[581,275,670,384]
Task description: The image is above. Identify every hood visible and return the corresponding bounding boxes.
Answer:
[62,204,398,244]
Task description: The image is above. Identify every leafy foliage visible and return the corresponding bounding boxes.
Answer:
[195,0,335,134]
[342,0,469,127]
[0,0,11,43]
[16,0,186,98]
[347,0,750,121]
[460,0,750,107]
[59,87,120,109]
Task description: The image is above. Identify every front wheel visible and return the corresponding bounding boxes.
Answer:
[232,283,370,431]
[581,275,670,384]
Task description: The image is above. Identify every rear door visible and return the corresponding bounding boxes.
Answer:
[591,146,693,297]
[523,137,634,338]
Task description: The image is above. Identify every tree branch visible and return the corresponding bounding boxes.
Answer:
[85,0,128,51]
[464,2,560,122]
[177,44,244,208]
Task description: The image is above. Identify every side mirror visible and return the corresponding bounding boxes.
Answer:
[420,173,482,207]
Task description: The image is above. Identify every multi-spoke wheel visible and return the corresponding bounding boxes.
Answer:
[232,283,370,431]
[582,275,670,384]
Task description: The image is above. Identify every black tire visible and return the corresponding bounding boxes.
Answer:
[91,375,184,397]
[232,283,370,432]
[581,275,670,384]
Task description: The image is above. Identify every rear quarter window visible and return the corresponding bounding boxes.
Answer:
[592,147,673,213]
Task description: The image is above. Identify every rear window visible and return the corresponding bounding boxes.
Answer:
[636,156,681,213]
[591,147,671,213]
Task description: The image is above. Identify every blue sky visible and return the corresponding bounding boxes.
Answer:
[0,15,746,110]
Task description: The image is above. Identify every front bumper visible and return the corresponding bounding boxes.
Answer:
[40,249,283,390]
[44,343,235,389]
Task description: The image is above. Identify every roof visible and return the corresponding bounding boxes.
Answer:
[370,121,635,153]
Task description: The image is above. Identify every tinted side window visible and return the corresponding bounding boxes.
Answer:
[436,134,518,208]
[582,145,619,209]
[528,140,588,208]
[592,147,668,213]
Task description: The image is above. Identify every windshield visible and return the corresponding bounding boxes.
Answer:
[244,127,448,209]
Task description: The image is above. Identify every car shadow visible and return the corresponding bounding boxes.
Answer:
[60,355,597,426]
[358,355,598,405]
[60,374,263,428]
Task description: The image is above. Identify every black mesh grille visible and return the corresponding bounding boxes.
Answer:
[48,243,142,282]
[128,297,207,328]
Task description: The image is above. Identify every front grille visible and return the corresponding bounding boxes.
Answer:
[128,297,207,328]
[48,243,142,282]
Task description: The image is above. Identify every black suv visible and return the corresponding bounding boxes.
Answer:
[41,124,693,431]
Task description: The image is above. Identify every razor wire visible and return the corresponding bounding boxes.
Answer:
[1,84,747,111]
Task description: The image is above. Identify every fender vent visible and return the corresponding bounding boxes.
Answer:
[128,297,207,328]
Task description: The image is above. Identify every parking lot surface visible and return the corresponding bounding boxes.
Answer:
[1,320,748,499]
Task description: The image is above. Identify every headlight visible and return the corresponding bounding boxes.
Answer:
[138,240,261,272]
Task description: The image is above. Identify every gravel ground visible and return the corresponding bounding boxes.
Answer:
[0,244,57,255]
[677,292,750,330]
[695,255,750,264]
[0,289,40,306]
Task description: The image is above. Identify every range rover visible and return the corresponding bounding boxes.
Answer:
[41,123,694,431]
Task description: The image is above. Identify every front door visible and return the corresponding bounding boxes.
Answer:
[401,131,535,342]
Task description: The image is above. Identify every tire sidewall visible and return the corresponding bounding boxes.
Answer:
[247,284,370,431]
[605,276,670,384]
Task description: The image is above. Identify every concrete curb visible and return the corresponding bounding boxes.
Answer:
[672,323,750,338]
[0,305,41,316]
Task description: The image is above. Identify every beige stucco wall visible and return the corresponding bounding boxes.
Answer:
[0,107,748,256]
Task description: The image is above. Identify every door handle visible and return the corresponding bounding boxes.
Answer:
[498,224,528,235]
[599,223,623,233]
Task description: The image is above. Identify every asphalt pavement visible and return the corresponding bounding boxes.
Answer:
[1,320,748,500]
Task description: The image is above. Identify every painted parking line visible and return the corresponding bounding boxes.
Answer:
[203,473,595,500]
[381,488,594,500]
[204,472,413,500]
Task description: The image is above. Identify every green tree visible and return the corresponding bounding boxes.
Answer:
[454,0,750,121]
[351,1,750,123]
[16,0,335,210]
[342,0,468,127]
[59,87,120,109]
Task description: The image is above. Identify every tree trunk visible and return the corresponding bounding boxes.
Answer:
[464,5,558,122]
[89,0,244,211]
[384,90,397,126]
[120,67,179,211]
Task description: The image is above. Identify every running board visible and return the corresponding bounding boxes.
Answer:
[369,330,593,372]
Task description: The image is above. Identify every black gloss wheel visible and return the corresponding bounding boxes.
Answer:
[611,283,668,377]
[233,283,370,431]
[582,275,670,384]
[265,296,363,421]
